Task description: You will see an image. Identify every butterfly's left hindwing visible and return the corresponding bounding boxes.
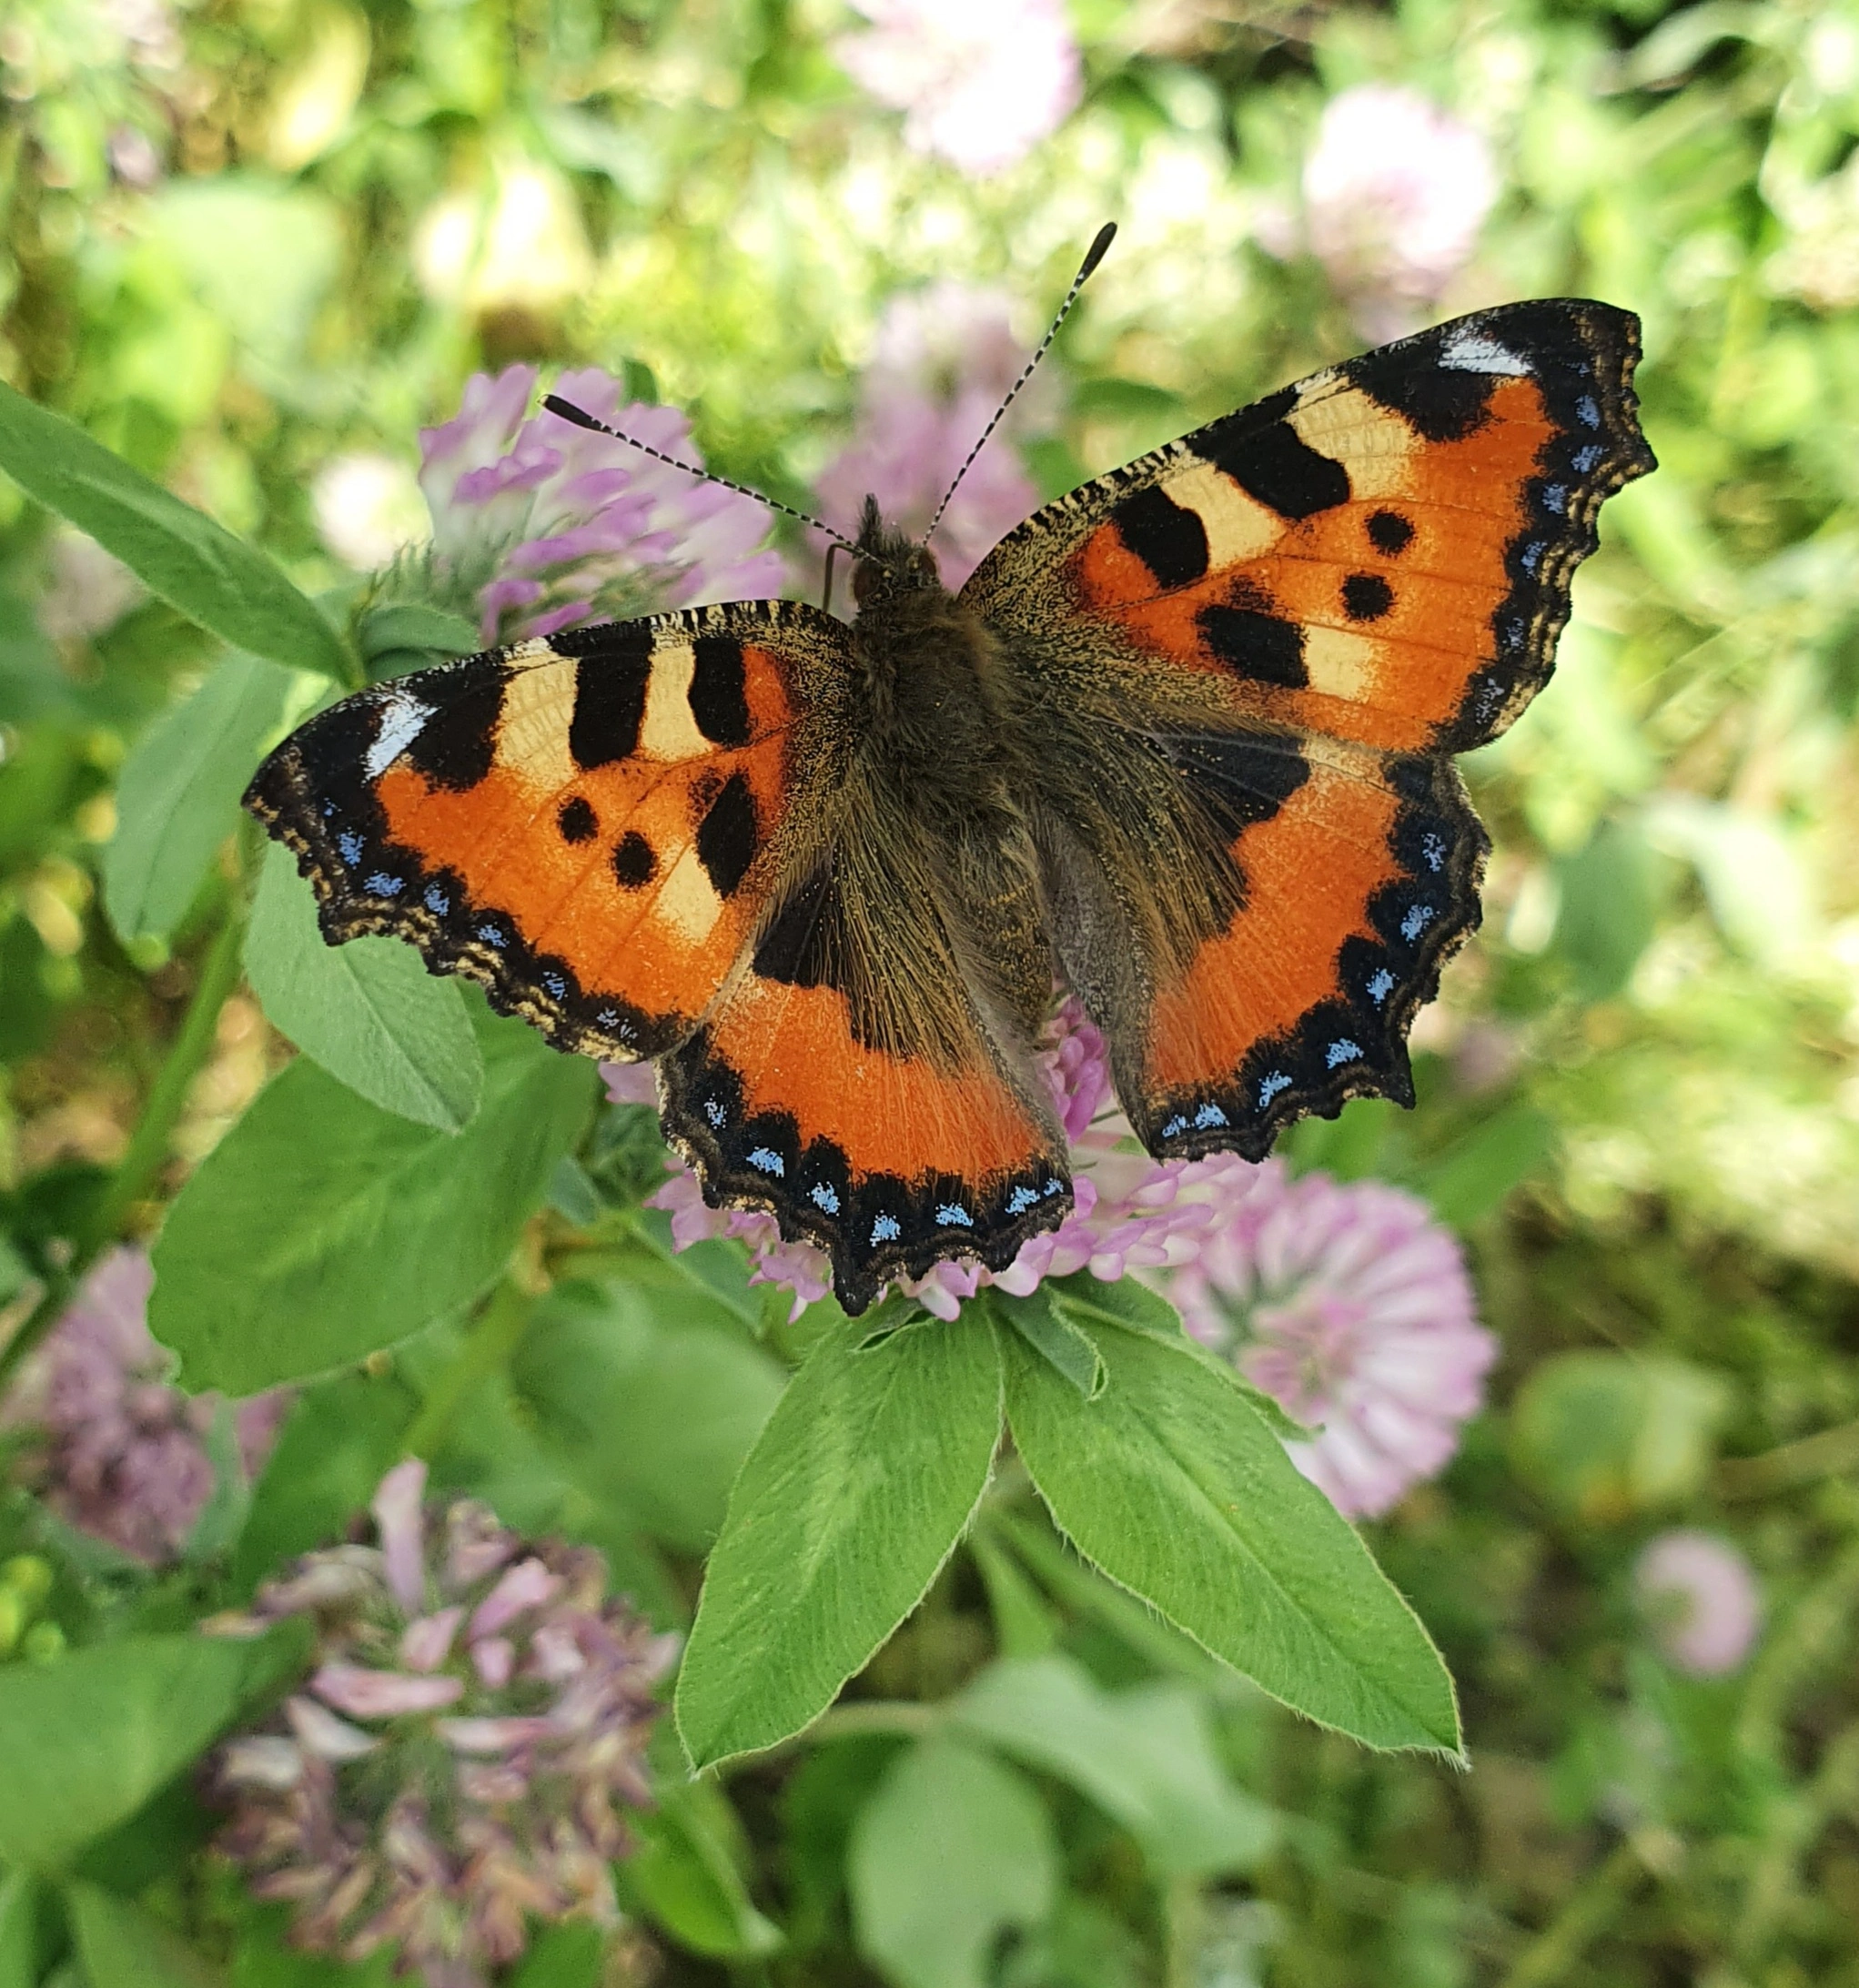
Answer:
[965,298,1654,1159]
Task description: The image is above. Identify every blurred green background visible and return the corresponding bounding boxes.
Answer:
[3,0,1858,1982]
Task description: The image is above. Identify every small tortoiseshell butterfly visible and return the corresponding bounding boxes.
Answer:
[246,236,1654,1314]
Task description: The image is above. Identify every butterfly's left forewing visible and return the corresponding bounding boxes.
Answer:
[244,600,843,1062]
[965,298,1654,1158]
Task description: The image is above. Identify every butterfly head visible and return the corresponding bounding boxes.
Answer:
[849,494,944,609]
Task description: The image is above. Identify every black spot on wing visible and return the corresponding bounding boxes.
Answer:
[1111,484,1210,590]
[1190,410,1350,520]
[1165,728,1311,842]
[1344,335,1500,442]
[1367,510,1414,555]
[611,832,656,888]
[557,797,597,843]
[695,772,758,898]
[689,636,751,746]
[401,660,508,792]
[1197,603,1308,687]
[1341,573,1394,621]
[753,863,842,988]
[569,631,653,771]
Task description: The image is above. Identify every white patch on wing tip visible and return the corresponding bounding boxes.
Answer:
[363,691,435,779]
[1439,328,1531,377]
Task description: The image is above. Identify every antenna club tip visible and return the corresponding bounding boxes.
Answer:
[542,394,602,431]
[1078,222,1117,283]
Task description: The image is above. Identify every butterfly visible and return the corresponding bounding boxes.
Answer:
[245,280,1654,1316]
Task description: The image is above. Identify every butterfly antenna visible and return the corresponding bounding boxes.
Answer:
[541,395,859,554]
[923,221,1116,549]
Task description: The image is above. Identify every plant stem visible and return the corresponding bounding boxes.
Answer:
[87,904,248,1254]
[402,1279,534,1460]
[0,900,248,1394]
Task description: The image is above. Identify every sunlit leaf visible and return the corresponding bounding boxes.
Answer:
[675,1313,1001,1771]
[1000,1317,1461,1756]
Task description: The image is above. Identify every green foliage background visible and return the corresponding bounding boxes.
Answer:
[2,0,1859,1983]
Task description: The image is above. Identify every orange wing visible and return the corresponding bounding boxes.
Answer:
[244,600,845,1062]
[964,300,1654,1158]
[657,848,1073,1317]
[965,300,1653,756]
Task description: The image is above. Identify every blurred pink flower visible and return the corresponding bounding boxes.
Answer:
[1635,1530,1762,1677]
[1285,85,1499,342]
[210,1459,673,1988]
[2,1248,286,1565]
[835,0,1081,177]
[813,285,1050,591]
[1170,1175,1494,1518]
[418,366,784,644]
[602,998,1280,1324]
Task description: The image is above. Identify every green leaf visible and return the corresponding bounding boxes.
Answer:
[506,1924,606,1988]
[512,1279,785,1554]
[999,1318,1461,1756]
[66,1882,223,1987]
[1043,1271,1184,1344]
[355,603,480,661]
[621,1781,783,1960]
[1041,1275,1308,1439]
[675,1314,1003,1771]
[0,381,349,679]
[245,841,483,1132]
[1555,814,1656,1001]
[952,1654,1277,1878]
[994,1288,1104,1398]
[848,1738,1056,1988]
[968,1529,1058,1660]
[104,652,300,944]
[151,1007,597,1392]
[0,1633,271,1868]
[0,1872,40,1988]
[1414,1103,1556,1230]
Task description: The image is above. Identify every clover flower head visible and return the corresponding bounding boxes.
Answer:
[834,0,1082,177]
[1635,1529,1762,1677]
[1,1247,285,1565]
[602,996,1283,1324]
[415,366,784,645]
[210,1459,673,1988]
[1296,85,1499,341]
[1171,1172,1494,1518]
[813,285,1048,591]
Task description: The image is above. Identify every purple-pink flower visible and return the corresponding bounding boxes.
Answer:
[1,1247,286,1565]
[1170,1174,1495,1519]
[834,0,1081,177]
[812,284,1051,592]
[1634,1530,1762,1677]
[1274,85,1500,343]
[209,1459,672,1988]
[417,366,784,645]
